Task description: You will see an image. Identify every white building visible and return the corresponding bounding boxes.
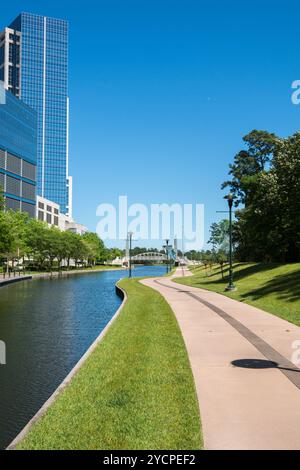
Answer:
[36,195,87,235]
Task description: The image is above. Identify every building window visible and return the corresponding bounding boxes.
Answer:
[54,208,59,215]
[0,173,4,189]
[54,216,59,226]
[8,66,13,86]
[22,181,35,200]
[5,197,20,211]
[6,153,21,176]
[0,150,5,169]
[6,175,20,197]
[46,205,52,212]
[38,201,44,209]
[38,211,44,221]
[9,43,13,62]
[46,213,52,224]
[23,161,36,181]
[21,201,35,218]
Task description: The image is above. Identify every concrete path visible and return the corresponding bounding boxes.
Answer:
[141,267,300,450]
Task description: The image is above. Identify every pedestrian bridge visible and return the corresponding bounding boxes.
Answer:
[131,252,168,262]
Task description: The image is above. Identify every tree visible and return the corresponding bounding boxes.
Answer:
[24,218,50,269]
[60,231,76,269]
[270,133,300,261]
[43,226,62,271]
[82,232,107,265]
[225,131,300,262]
[222,130,279,206]
[0,185,5,212]
[0,212,14,259]
[243,130,278,171]
[216,250,227,279]
[208,220,230,255]
[107,247,123,262]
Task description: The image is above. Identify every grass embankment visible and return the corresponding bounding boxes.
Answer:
[29,265,123,274]
[17,278,202,450]
[175,262,300,326]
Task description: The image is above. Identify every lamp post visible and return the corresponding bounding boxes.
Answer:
[163,239,170,273]
[128,231,133,278]
[225,193,236,291]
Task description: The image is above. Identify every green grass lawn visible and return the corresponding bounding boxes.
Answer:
[175,262,300,326]
[16,278,202,450]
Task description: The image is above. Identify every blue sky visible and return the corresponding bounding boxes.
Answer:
[2,0,300,249]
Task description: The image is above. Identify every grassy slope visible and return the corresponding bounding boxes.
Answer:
[17,278,202,450]
[175,262,300,326]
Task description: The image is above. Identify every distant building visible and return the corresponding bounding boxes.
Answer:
[64,219,87,236]
[36,195,87,235]
[0,84,37,217]
[0,12,72,216]
[36,195,60,227]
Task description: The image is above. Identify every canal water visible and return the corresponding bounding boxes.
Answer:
[0,265,166,449]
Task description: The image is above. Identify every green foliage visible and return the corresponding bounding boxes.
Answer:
[82,232,107,264]
[106,247,124,262]
[222,130,279,206]
[208,219,229,254]
[0,211,109,270]
[222,129,300,262]
[0,185,5,212]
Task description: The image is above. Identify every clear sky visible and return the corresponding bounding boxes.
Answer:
[2,0,300,249]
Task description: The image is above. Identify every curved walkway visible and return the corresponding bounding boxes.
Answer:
[141,267,300,450]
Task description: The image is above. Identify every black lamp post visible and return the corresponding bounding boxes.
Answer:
[163,239,169,273]
[225,193,236,291]
[128,231,133,278]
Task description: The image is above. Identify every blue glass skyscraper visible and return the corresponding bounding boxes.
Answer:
[0,84,37,217]
[0,12,71,216]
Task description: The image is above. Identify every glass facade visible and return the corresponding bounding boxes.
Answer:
[8,13,69,214]
[0,87,37,217]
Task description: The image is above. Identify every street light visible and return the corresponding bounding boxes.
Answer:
[163,239,170,273]
[128,231,133,278]
[225,193,236,291]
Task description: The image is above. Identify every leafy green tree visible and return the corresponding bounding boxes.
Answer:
[24,218,49,269]
[0,210,29,271]
[0,212,14,259]
[270,133,300,260]
[82,232,107,265]
[222,130,279,206]
[107,247,123,261]
[43,226,63,271]
[61,231,79,269]
[0,185,5,212]
[208,220,230,254]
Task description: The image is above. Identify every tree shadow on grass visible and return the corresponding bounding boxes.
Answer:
[200,263,281,287]
[240,269,300,303]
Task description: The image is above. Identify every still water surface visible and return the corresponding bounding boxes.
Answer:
[0,265,166,449]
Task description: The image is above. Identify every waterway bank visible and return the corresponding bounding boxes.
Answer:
[7,282,128,450]
[0,266,125,288]
[0,265,166,449]
[12,276,201,450]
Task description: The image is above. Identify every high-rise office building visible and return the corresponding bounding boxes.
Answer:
[0,83,37,217]
[0,12,72,216]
